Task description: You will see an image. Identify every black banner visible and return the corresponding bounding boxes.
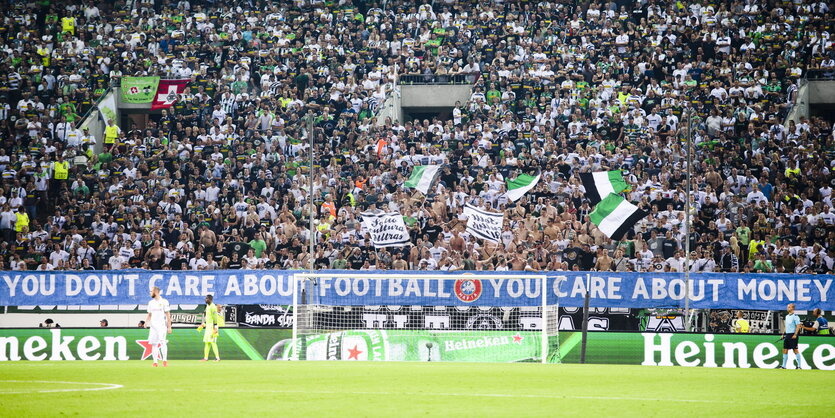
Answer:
[558,307,641,331]
[236,305,294,328]
[232,305,642,331]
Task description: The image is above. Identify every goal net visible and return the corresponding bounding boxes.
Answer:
[272,273,560,363]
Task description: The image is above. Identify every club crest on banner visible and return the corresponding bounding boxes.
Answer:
[454,279,482,303]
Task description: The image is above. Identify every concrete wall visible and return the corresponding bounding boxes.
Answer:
[785,80,835,127]
[399,84,472,108]
[375,85,402,125]
[784,80,809,127]
[808,80,835,103]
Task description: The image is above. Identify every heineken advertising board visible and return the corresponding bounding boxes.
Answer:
[0,328,290,361]
[1,329,833,370]
[561,332,835,370]
[269,329,557,363]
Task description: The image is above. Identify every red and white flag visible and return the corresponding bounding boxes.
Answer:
[151,79,189,110]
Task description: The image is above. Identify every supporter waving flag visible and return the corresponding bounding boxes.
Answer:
[404,164,441,195]
[589,193,648,241]
[504,172,540,202]
[580,171,629,205]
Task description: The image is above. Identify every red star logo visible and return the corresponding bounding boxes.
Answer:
[512,334,523,344]
[136,340,154,360]
[347,344,363,360]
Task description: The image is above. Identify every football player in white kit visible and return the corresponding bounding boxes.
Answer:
[143,286,172,367]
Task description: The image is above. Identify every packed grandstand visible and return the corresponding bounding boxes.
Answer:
[0,0,834,275]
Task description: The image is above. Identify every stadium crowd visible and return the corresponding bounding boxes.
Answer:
[1,0,834,275]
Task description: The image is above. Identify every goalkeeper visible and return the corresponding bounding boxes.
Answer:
[198,294,223,361]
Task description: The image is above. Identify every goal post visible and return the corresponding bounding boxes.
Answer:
[280,272,559,363]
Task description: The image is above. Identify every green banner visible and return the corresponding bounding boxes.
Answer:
[121,76,159,103]
[277,330,558,363]
[0,328,291,361]
[560,332,835,370]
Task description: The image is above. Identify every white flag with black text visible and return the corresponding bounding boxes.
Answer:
[361,211,411,248]
[463,204,504,243]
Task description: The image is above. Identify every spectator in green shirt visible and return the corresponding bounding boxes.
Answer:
[752,253,773,273]
[331,252,348,269]
[248,233,267,258]
[97,151,113,165]
[486,84,501,104]
[73,180,90,199]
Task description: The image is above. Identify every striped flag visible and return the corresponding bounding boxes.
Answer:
[504,173,541,202]
[589,193,648,241]
[580,171,629,205]
[404,165,441,194]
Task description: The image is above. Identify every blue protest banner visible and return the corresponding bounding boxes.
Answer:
[0,270,295,305]
[0,270,832,310]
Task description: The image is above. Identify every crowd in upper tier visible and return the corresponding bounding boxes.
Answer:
[1,0,834,274]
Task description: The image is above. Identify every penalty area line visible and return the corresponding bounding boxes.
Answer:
[0,380,123,394]
[124,388,733,404]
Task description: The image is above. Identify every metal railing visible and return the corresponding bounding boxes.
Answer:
[398,74,473,85]
[806,68,835,81]
[77,82,117,125]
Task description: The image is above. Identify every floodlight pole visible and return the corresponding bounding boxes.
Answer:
[580,273,590,364]
[684,107,693,332]
[308,114,316,271]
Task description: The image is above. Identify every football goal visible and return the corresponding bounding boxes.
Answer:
[276,273,560,363]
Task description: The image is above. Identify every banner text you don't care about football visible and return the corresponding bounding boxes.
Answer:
[0,272,832,309]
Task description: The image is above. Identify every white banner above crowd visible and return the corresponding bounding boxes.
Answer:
[361,211,410,248]
[463,204,504,243]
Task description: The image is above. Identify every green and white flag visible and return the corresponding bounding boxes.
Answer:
[97,91,117,124]
[504,173,540,202]
[589,193,648,241]
[580,171,629,205]
[404,165,441,194]
[121,76,160,103]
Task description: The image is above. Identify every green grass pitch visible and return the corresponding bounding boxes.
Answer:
[0,361,826,416]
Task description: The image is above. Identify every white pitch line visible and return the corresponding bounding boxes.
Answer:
[0,380,123,394]
[123,388,734,404]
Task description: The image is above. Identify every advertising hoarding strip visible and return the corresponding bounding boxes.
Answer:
[287,329,550,362]
[0,328,832,369]
[559,332,583,360]
[570,332,835,370]
[225,329,264,360]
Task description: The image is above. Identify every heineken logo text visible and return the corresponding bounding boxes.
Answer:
[641,333,835,370]
[444,336,511,352]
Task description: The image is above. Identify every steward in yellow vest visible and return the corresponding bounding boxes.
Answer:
[104,119,120,146]
[15,210,29,233]
[53,158,69,180]
[61,16,75,35]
